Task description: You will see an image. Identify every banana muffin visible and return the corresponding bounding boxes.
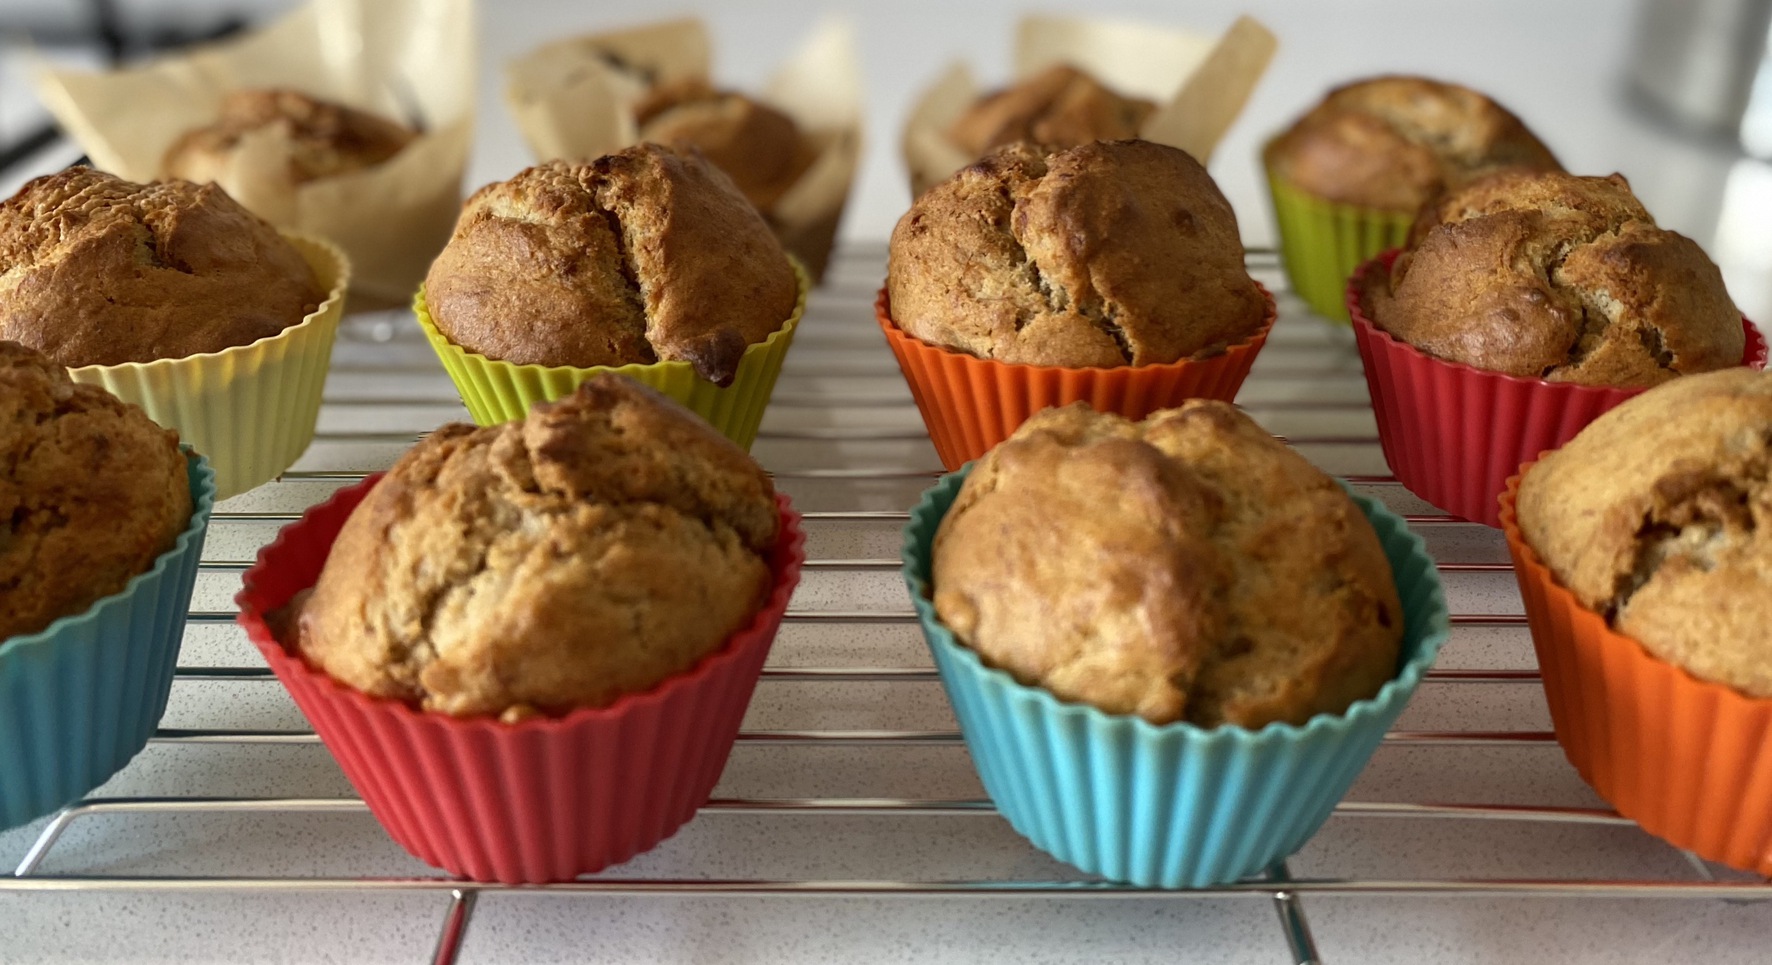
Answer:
[932,401,1403,728]
[0,167,325,366]
[162,89,416,189]
[946,64,1156,157]
[888,139,1266,367]
[1266,75,1560,212]
[423,144,798,386]
[289,374,781,721]
[1517,367,1772,696]
[1364,169,1744,387]
[0,341,191,641]
[636,78,813,214]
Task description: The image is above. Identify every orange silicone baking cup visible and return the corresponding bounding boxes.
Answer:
[1500,470,1772,875]
[875,287,1276,470]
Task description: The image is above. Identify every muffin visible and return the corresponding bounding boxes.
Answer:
[903,402,1449,887]
[1367,169,1744,387]
[423,144,799,389]
[162,89,416,191]
[635,78,815,216]
[0,166,326,366]
[1263,75,1560,322]
[0,341,191,641]
[290,374,780,721]
[932,401,1403,728]
[944,64,1156,158]
[1502,367,1772,874]
[889,140,1266,367]
[239,373,804,882]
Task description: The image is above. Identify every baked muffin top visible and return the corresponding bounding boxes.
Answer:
[1366,169,1744,388]
[1267,75,1560,211]
[932,401,1403,728]
[423,144,798,386]
[636,78,812,214]
[162,89,416,187]
[292,374,781,721]
[1518,367,1772,697]
[946,64,1155,157]
[0,340,192,641]
[0,167,325,366]
[888,140,1266,367]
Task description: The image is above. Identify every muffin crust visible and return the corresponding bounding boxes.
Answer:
[162,89,416,188]
[932,401,1403,728]
[636,78,813,213]
[946,64,1156,157]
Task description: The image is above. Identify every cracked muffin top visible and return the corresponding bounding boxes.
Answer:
[1363,169,1743,388]
[423,144,798,386]
[932,401,1403,728]
[635,78,814,215]
[0,167,325,366]
[886,140,1267,368]
[945,64,1156,158]
[289,374,781,721]
[162,89,416,189]
[1266,75,1560,212]
[0,340,191,642]
[1518,368,1772,697]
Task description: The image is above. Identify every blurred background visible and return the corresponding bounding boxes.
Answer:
[5,0,1772,307]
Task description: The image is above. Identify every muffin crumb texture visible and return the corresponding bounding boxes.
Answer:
[0,167,324,366]
[162,88,416,188]
[1518,367,1772,697]
[888,140,1267,368]
[0,340,192,641]
[423,144,797,386]
[931,401,1403,728]
[946,64,1155,157]
[292,374,781,721]
[1368,169,1744,388]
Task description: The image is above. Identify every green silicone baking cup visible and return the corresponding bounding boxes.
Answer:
[1264,160,1414,324]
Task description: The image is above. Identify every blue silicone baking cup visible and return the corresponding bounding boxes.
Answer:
[902,465,1450,888]
[0,451,216,830]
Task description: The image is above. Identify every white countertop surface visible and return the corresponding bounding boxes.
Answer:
[3,1,1772,963]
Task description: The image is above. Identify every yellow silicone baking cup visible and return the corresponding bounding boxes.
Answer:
[1264,155,1414,324]
[67,235,351,501]
[414,259,808,450]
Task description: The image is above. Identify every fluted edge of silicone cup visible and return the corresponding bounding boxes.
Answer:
[1262,148,1414,324]
[900,464,1452,887]
[0,451,217,830]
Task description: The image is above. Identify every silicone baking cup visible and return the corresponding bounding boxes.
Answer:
[1500,472,1772,876]
[1263,152,1413,324]
[236,474,806,884]
[67,235,350,501]
[0,452,216,830]
[1349,250,1768,528]
[902,466,1451,888]
[876,287,1276,471]
[414,260,809,449]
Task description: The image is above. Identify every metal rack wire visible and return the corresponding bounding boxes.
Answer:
[3,244,1769,965]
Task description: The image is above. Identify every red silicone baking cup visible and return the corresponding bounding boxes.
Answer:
[1349,250,1767,527]
[236,474,806,884]
[1500,471,1772,875]
[876,287,1275,470]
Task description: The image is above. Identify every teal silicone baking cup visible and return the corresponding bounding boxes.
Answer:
[902,466,1450,888]
[0,451,216,830]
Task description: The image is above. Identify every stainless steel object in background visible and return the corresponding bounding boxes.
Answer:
[1627,0,1772,153]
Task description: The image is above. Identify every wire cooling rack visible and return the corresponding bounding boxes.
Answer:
[2,244,1768,965]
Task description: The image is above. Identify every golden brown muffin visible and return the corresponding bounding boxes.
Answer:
[946,64,1156,157]
[932,401,1403,728]
[291,374,781,721]
[424,144,798,386]
[162,89,416,188]
[0,167,325,366]
[636,78,814,214]
[888,140,1266,367]
[1518,368,1772,697]
[0,341,192,641]
[1366,169,1744,388]
[1266,75,1560,212]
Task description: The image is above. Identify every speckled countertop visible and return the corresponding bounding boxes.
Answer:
[3,1,1772,962]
